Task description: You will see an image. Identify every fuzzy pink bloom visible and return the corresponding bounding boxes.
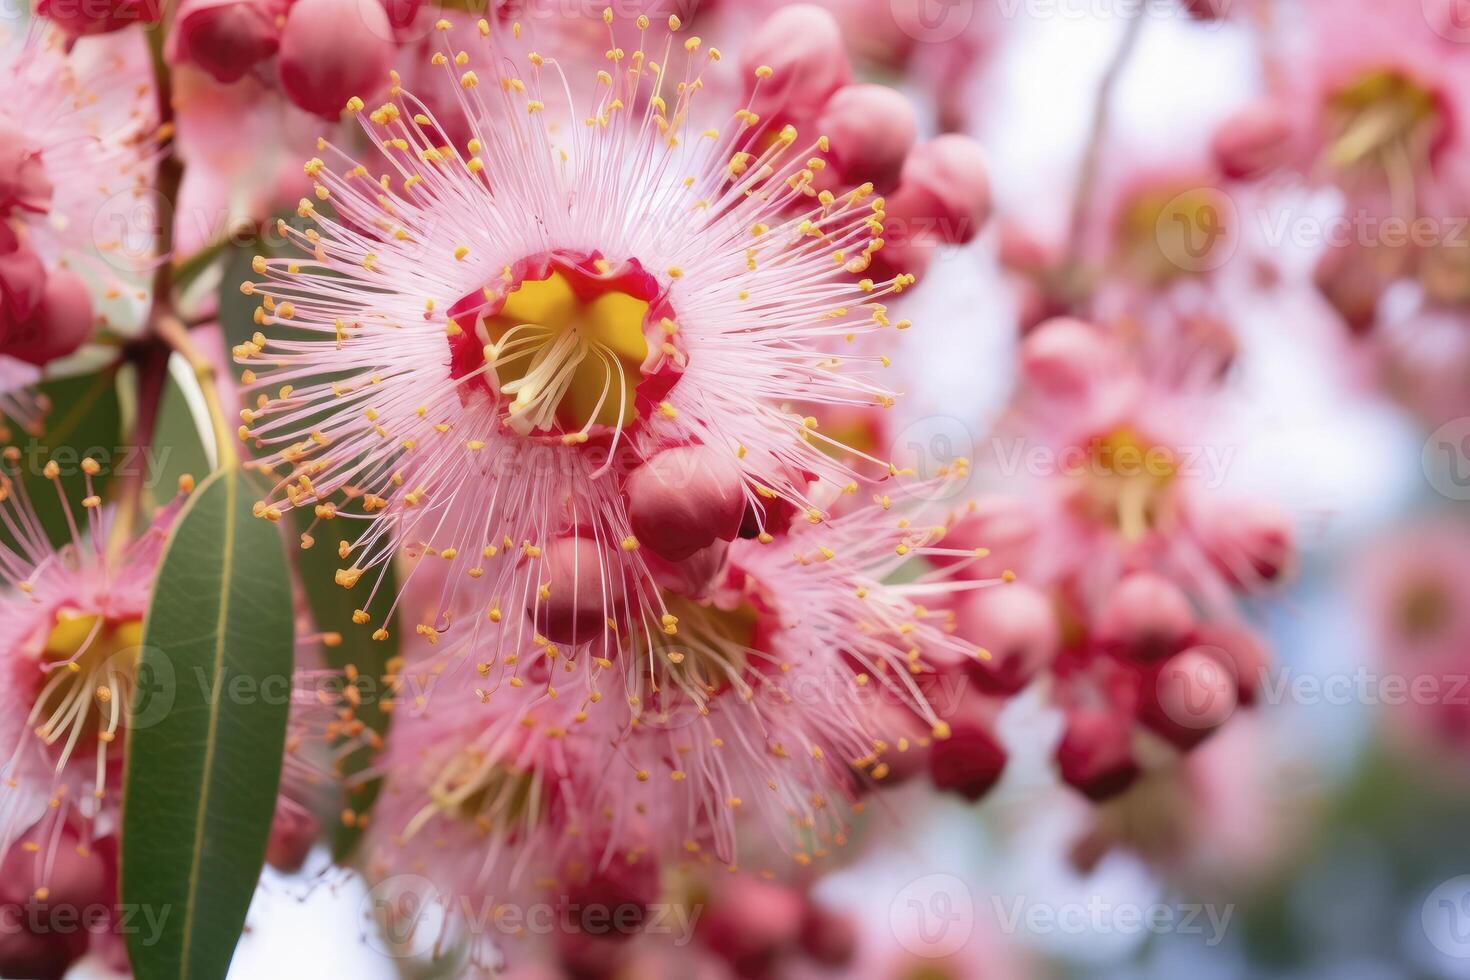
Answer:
[1360,517,1470,761]
[355,487,988,964]
[946,316,1291,801]
[240,14,925,657]
[0,455,188,975]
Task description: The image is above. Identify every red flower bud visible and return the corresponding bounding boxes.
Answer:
[1095,573,1195,661]
[265,802,320,872]
[0,233,47,350]
[1056,709,1139,801]
[1139,646,1239,749]
[928,714,1007,802]
[35,0,160,37]
[738,4,852,126]
[533,533,616,645]
[815,84,917,189]
[277,0,394,119]
[626,445,746,562]
[4,268,95,367]
[169,0,286,85]
[958,583,1059,695]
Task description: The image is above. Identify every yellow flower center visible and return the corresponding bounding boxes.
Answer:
[480,270,651,436]
[1327,69,1442,172]
[33,611,143,761]
[1070,429,1178,542]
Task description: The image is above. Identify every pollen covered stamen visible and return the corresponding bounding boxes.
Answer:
[409,747,542,839]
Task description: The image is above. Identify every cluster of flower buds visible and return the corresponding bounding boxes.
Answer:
[937,314,1294,809]
[161,0,414,118]
[736,4,991,284]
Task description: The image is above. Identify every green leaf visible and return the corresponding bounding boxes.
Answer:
[121,467,294,980]
[1,368,122,548]
[293,509,398,860]
[145,367,211,511]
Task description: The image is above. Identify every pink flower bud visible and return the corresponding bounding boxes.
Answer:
[1180,0,1228,19]
[0,825,111,979]
[928,714,1007,802]
[1056,709,1139,801]
[697,875,803,976]
[815,84,917,189]
[889,135,991,246]
[997,220,1056,277]
[1095,573,1195,661]
[35,0,161,37]
[169,0,285,85]
[1019,316,1117,398]
[265,802,320,872]
[277,0,394,119]
[738,4,852,126]
[1191,621,1268,706]
[4,269,95,367]
[1211,100,1294,179]
[0,235,48,349]
[1199,499,1295,586]
[643,539,729,600]
[626,445,746,562]
[1139,646,1239,749]
[0,122,54,217]
[958,583,1059,695]
[533,533,615,645]
[799,901,857,968]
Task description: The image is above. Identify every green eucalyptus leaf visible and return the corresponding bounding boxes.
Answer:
[121,466,294,980]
